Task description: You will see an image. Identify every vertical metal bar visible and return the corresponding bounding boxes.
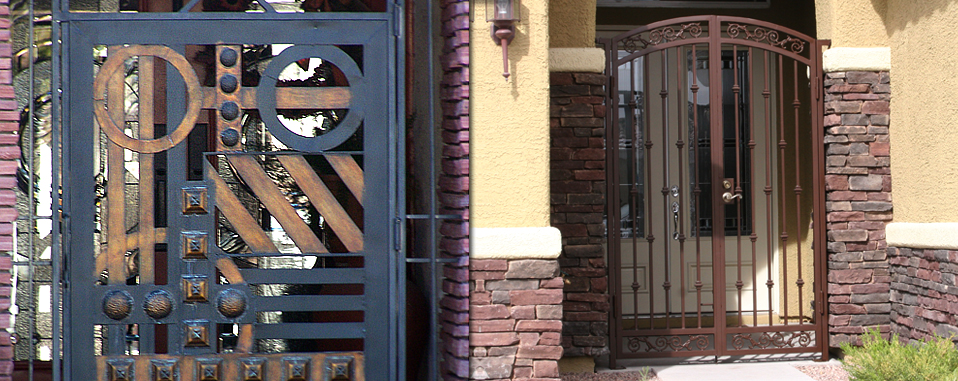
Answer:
[691,44,703,329]
[676,46,687,329]
[27,1,37,376]
[106,59,127,354]
[732,45,744,328]
[793,60,805,323]
[748,48,758,327]
[763,50,774,328]
[813,39,830,361]
[659,49,671,330]
[708,16,727,353]
[630,57,640,330]
[604,37,621,368]
[643,53,655,329]
[777,54,789,326]
[51,9,63,381]
[425,0,438,378]
[138,56,156,353]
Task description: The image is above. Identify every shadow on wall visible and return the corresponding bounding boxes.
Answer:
[875,0,958,35]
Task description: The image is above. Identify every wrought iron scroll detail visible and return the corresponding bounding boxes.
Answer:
[622,23,703,53]
[626,335,711,353]
[726,24,806,54]
[729,331,815,350]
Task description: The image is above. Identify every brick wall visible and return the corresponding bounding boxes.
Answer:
[549,72,609,357]
[888,248,958,342]
[439,0,470,379]
[470,259,563,381]
[823,71,892,346]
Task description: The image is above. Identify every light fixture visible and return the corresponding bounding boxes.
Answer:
[487,0,520,79]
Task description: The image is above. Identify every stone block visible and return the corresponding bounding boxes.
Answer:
[849,175,883,191]
[506,260,560,279]
[828,269,873,284]
[470,332,519,346]
[470,356,515,380]
[517,345,564,360]
[828,229,869,242]
[536,305,563,320]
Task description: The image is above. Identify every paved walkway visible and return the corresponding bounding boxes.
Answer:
[597,357,840,381]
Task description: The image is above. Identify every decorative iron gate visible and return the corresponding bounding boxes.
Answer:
[57,1,404,379]
[604,16,828,363]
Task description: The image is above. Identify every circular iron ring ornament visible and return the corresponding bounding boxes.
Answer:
[143,289,174,319]
[103,290,134,320]
[92,45,203,154]
[257,45,365,152]
[216,288,247,318]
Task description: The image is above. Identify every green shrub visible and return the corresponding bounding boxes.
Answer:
[841,329,958,381]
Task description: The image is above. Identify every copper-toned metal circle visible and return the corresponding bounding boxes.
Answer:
[221,128,240,147]
[217,288,247,318]
[143,289,174,319]
[220,47,238,67]
[220,74,239,93]
[221,101,240,121]
[92,45,202,154]
[103,290,134,320]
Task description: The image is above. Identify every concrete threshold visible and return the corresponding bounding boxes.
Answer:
[596,354,836,381]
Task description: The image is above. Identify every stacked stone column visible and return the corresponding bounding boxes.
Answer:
[549,72,609,357]
[0,2,14,378]
[470,259,563,381]
[824,71,892,346]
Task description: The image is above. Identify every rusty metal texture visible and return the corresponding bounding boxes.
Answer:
[605,16,827,364]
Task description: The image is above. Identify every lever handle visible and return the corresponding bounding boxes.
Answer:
[722,192,742,204]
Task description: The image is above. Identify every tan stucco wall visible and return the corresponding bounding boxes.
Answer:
[549,0,596,48]
[472,0,552,228]
[815,0,888,47]
[883,0,958,223]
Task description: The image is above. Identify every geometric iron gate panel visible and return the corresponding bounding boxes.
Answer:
[57,2,402,379]
[603,15,828,364]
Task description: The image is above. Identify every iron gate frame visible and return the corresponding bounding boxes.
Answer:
[602,15,829,365]
[53,2,408,380]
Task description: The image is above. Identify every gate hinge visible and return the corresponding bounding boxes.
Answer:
[393,217,403,251]
[393,5,403,37]
[817,290,826,316]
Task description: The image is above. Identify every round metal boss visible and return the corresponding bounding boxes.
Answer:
[221,128,240,146]
[220,48,238,67]
[220,101,240,121]
[103,290,134,320]
[216,289,247,318]
[219,74,238,93]
[143,289,174,319]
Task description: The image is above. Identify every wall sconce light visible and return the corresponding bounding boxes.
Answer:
[487,0,520,79]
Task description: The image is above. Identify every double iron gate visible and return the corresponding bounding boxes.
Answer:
[56,1,407,379]
[604,16,829,362]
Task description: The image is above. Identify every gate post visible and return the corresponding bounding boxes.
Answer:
[822,63,892,347]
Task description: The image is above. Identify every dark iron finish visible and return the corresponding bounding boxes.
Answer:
[605,16,827,364]
[56,2,404,380]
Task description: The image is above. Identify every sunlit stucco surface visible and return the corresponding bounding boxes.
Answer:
[472,0,552,228]
[549,0,596,48]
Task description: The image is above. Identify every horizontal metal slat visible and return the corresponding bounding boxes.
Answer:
[240,268,364,284]
[253,323,365,339]
[251,295,365,312]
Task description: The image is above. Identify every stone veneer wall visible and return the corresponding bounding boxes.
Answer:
[439,0,471,379]
[888,248,958,342]
[549,72,609,357]
[823,71,892,346]
[469,259,563,381]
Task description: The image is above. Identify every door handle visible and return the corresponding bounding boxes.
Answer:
[722,192,742,204]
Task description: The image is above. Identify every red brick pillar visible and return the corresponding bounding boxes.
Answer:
[439,0,471,379]
[824,71,892,346]
[0,0,15,378]
[549,72,609,357]
[470,259,563,380]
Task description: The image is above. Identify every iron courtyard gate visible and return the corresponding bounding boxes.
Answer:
[56,1,405,379]
[604,16,828,364]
